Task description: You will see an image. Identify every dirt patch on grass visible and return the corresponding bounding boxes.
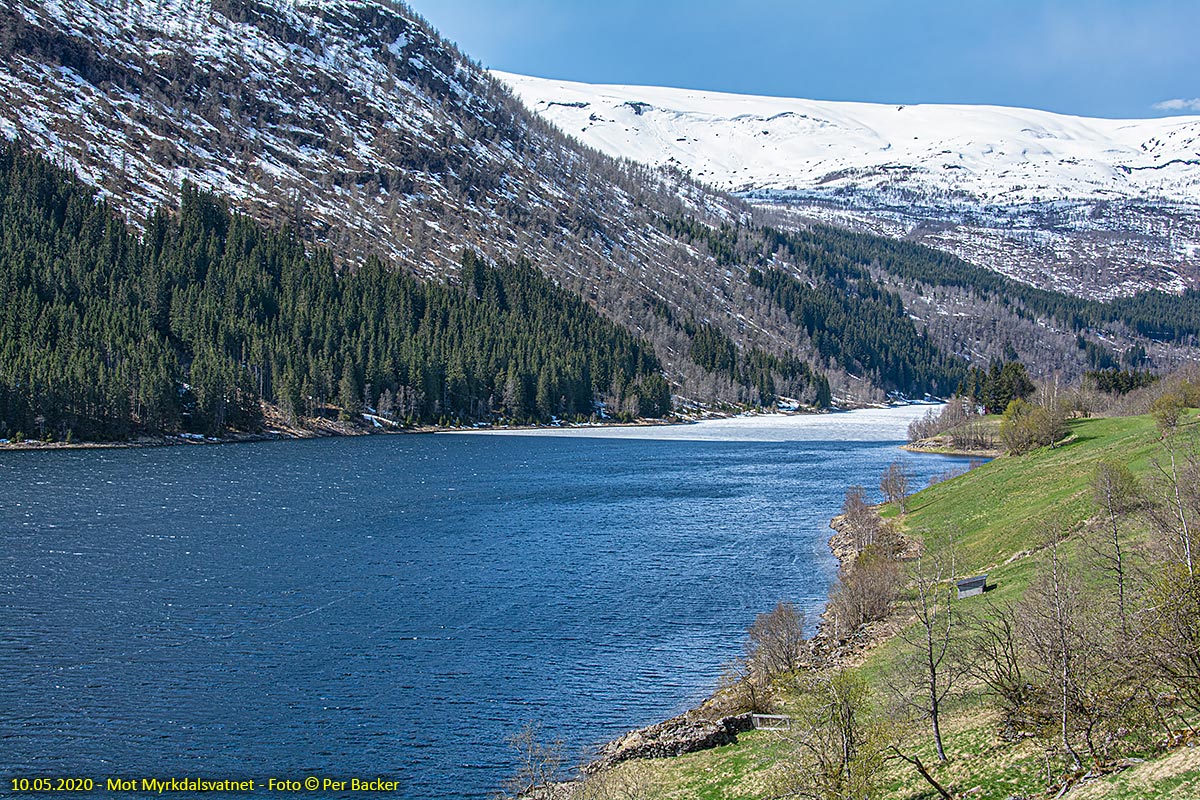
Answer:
[1069,745,1200,799]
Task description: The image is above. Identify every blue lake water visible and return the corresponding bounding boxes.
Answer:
[0,408,970,798]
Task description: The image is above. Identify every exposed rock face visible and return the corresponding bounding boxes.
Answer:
[584,711,754,773]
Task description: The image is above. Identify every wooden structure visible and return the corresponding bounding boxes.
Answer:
[751,714,792,731]
[956,574,988,599]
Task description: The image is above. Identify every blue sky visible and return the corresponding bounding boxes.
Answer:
[405,0,1200,118]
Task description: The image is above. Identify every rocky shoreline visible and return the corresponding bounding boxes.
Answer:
[812,513,921,668]
[581,711,755,775]
[561,503,927,790]
[901,432,1002,459]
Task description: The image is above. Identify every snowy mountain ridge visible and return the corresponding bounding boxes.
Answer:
[499,72,1200,299]
[497,71,1200,204]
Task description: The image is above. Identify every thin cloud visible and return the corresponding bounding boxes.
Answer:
[1154,98,1200,112]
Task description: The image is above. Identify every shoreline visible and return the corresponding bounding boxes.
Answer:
[573,441,980,783]
[901,441,1002,458]
[0,400,923,453]
[901,424,1003,459]
[569,504,924,781]
[0,414,679,453]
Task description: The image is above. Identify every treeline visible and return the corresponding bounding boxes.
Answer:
[671,213,1200,346]
[957,360,1036,414]
[0,145,669,440]
[659,216,964,397]
[749,268,962,397]
[799,222,1200,344]
[1085,368,1159,395]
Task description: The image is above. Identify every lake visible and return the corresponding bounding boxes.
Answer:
[0,407,970,798]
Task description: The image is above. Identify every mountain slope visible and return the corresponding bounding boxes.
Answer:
[0,0,824,400]
[1,0,1195,410]
[499,72,1200,300]
[0,144,674,438]
[0,0,968,405]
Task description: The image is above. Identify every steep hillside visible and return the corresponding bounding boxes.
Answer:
[0,145,680,439]
[0,0,940,405]
[1,0,1195,409]
[500,72,1200,301]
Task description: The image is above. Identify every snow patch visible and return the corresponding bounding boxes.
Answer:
[388,32,408,57]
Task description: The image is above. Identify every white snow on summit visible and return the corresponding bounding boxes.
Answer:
[496,71,1200,206]
[497,72,1200,299]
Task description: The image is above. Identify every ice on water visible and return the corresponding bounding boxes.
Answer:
[459,404,940,443]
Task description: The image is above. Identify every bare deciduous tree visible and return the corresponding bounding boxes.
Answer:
[1147,393,1197,577]
[966,599,1043,738]
[720,602,810,714]
[1001,398,1066,455]
[497,722,565,800]
[841,485,876,550]
[718,655,768,714]
[890,536,965,762]
[1019,529,1083,772]
[826,546,902,640]
[1089,460,1140,632]
[746,601,809,680]
[1146,563,1200,718]
[770,670,892,800]
[879,460,912,514]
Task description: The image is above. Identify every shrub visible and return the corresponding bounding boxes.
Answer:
[1001,399,1065,455]
[826,545,902,639]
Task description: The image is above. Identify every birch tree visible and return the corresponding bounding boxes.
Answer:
[890,534,965,762]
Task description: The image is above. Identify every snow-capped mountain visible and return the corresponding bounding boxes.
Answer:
[497,72,1200,204]
[2,0,1195,398]
[499,72,1200,299]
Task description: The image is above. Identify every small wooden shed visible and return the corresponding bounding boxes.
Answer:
[956,574,988,599]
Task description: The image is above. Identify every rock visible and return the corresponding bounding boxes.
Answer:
[583,712,753,773]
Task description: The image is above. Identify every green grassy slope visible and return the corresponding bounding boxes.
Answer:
[903,415,1163,571]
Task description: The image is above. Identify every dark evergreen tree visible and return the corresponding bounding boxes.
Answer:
[0,145,674,439]
[1085,369,1158,395]
[959,360,1036,414]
